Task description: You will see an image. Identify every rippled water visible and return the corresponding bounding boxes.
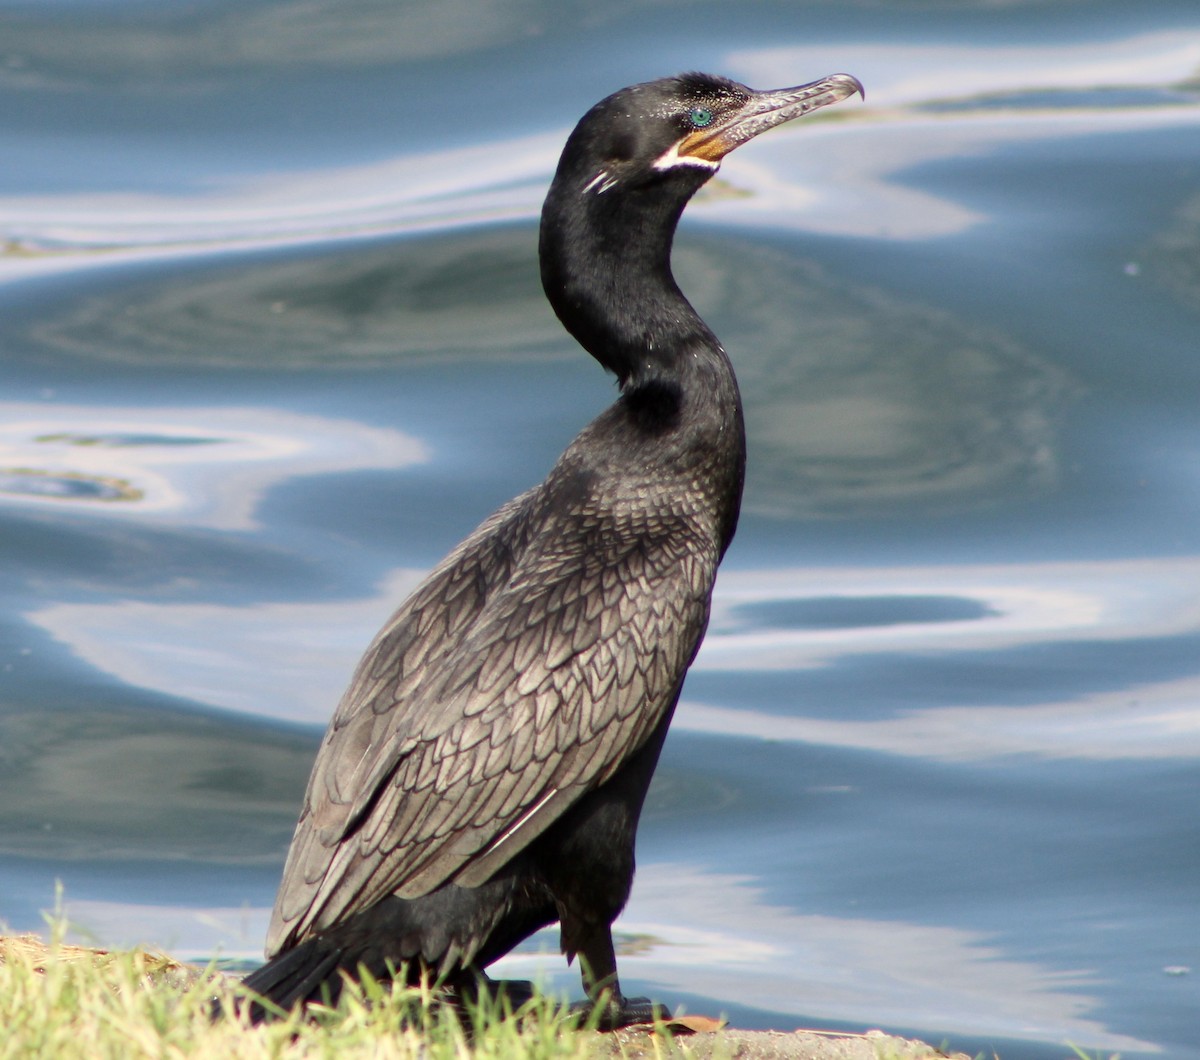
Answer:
[3,2,1200,1057]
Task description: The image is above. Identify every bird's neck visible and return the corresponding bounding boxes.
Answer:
[539,175,721,389]
[539,170,746,556]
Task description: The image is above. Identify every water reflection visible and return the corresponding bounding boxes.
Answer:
[4,8,1200,1055]
[28,228,560,368]
[703,560,1200,666]
[676,681,1200,762]
[735,31,1200,111]
[0,402,426,529]
[0,0,558,87]
[10,101,1200,254]
[55,862,1158,1053]
[30,569,425,723]
[602,865,1159,1053]
[733,595,996,630]
[60,897,269,963]
[0,469,140,503]
[6,28,1200,254]
[689,240,1072,517]
[0,697,313,864]
[1144,188,1200,316]
[600,864,1161,1051]
[29,557,1200,764]
[0,133,558,254]
[20,233,1071,518]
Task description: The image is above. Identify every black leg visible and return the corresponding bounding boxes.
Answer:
[454,969,537,1011]
[571,927,669,1030]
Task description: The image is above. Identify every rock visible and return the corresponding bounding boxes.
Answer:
[596,1025,971,1060]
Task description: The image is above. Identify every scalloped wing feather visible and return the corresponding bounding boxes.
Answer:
[266,486,715,957]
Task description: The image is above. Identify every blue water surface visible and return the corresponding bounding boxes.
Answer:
[2,2,1199,1056]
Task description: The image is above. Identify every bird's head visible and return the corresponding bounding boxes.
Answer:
[557,71,864,198]
[540,70,863,384]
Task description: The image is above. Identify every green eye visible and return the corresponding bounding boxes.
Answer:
[689,106,714,128]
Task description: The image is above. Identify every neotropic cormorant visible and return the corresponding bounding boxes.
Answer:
[243,70,863,1027]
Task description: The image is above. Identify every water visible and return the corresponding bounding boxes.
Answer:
[2,2,1199,1056]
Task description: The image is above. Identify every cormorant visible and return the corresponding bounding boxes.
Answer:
[242,70,863,1028]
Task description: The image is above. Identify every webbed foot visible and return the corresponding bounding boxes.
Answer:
[570,992,670,1030]
[456,972,536,1011]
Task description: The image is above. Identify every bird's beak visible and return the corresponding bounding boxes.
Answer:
[679,73,864,163]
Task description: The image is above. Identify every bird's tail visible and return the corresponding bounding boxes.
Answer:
[223,884,527,1023]
[235,936,348,1023]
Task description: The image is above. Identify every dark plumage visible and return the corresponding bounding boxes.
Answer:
[243,70,862,1027]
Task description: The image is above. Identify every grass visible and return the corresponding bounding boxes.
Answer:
[0,907,986,1060]
[0,928,1002,1060]
[0,922,617,1060]
[0,930,993,1060]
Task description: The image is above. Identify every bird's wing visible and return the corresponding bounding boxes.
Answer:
[266,496,716,956]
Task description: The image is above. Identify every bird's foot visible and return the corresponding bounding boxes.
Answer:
[453,972,537,1013]
[570,993,670,1030]
[484,977,536,1009]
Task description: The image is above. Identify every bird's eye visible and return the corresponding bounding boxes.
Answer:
[688,107,714,129]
